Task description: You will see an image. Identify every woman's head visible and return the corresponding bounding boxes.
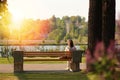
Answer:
[67,39,74,48]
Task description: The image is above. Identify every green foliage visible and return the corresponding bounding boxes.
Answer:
[56,36,61,43]
[78,35,82,42]
[47,15,87,43]
[0,0,11,39]
[92,56,116,80]
[86,41,119,80]
[64,33,71,40]
[49,15,57,30]
[80,45,87,50]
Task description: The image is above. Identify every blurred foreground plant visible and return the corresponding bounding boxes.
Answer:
[86,41,118,80]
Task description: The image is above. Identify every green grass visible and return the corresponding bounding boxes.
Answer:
[0,72,95,80]
[0,57,66,64]
[2,71,120,80]
[0,57,86,64]
[0,57,14,64]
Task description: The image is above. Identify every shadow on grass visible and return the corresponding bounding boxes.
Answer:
[14,70,90,80]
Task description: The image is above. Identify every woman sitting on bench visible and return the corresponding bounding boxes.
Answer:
[65,39,76,71]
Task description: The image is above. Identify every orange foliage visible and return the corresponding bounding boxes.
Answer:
[10,19,51,40]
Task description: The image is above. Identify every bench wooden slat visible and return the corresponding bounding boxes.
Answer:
[24,51,70,53]
[24,58,70,61]
[24,51,70,57]
[24,53,69,57]
[24,51,70,54]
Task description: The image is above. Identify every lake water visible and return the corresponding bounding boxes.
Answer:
[0,44,87,52]
[0,44,87,57]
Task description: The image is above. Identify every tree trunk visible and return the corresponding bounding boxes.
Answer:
[88,0,102,55]
[102,0,115,48]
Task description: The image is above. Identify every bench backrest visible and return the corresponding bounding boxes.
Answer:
[14,50,84,58]
[24,51,71,57]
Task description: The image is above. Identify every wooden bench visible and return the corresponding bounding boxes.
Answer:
[13,50,84,72]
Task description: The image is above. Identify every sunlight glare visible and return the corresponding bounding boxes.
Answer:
[10,12,23,31]
[10,10,24,30]
[12,11,24,23]
[8,0,24,30]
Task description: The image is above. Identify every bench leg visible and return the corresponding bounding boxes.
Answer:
[70,62,80,72]
[13,51,23,72]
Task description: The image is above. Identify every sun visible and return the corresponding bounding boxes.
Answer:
[8,5,24,23]
[7,0,24,29]
[9,10,24,31]
[11,10,24,23]
[9,10,24,30]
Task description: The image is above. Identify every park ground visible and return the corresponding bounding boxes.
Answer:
[1,63,120,80]
[0,63,91,80]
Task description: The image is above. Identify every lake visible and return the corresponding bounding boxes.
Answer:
[0,44,87,52]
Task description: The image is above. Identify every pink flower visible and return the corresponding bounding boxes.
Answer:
[107,40,116,59]
[85,49,94,64]
[94,42,105,61]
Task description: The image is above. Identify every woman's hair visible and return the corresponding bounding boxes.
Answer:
[68,39,74,48]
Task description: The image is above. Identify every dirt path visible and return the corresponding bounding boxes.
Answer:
[0,63,86,73]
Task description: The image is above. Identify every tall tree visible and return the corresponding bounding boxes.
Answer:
[102,0,115,48]
[88,0,102,54]
[0,0,11,39]
[50,15,57,30]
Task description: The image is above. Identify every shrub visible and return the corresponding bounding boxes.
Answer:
[85,41,118,80]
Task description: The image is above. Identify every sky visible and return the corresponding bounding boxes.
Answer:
[7,0,120,21]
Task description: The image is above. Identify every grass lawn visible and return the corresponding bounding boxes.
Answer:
[0,72,101,80]
[0,57,66,64]
[0,57,14,64]
[0,57,86,64]
[1,72,120,80]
